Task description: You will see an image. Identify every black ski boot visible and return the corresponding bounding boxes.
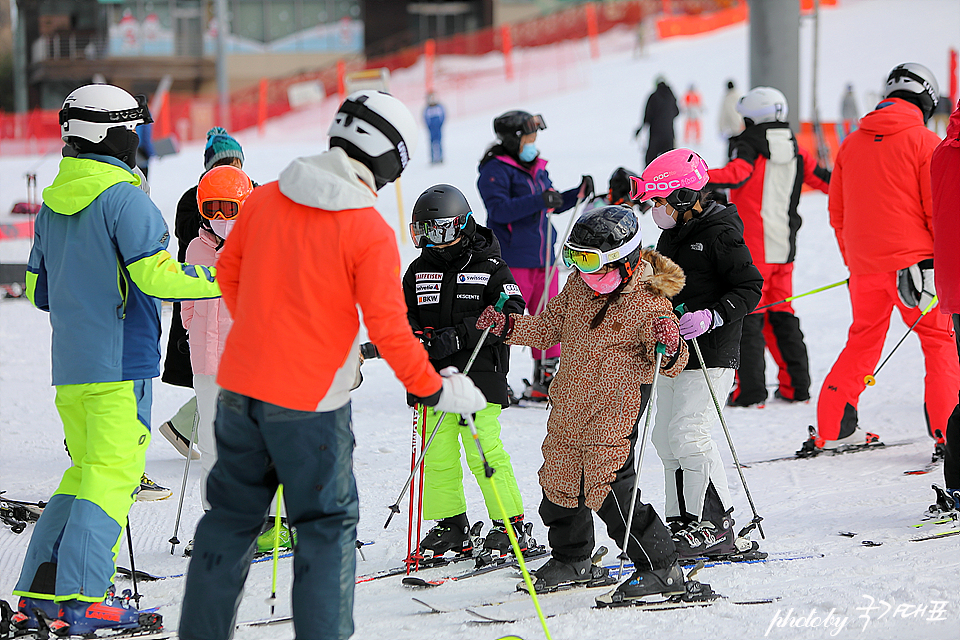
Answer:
[418,513,473,559]
[925,484,960,519]
[482,515,528,556]
[609,560,686,600]
[672,513,736,559]
[521,556,611,593]
[522,357,558,402]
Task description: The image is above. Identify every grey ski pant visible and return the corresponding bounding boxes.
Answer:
[179,390,358,640]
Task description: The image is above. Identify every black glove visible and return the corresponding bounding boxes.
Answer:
[542,190,564,209]
[578,175,595,200]
[424,327,462,360]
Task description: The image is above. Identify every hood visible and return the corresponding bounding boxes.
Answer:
[278,147,377,211]
[42,155,140,215]
[857,97,926,136]
[640,248,685,298]
[943,99,960,148]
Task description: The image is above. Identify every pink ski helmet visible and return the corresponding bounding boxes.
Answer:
[630,149,709,211]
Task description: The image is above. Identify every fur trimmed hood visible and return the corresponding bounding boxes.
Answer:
[639,248,685,299]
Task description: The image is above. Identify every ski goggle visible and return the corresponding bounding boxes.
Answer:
[520,114,547,135]
[409,213,471,248]
[561,231,643,274]
[200,199,241,221]
[59,94,153,127]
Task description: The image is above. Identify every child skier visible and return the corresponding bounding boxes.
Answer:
[402,183,529,558]
[631,149,764,559]
[477,205,690,602]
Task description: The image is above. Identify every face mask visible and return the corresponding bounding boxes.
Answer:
[652,203,677,230]
[518,143,538,162]
[580,269,622,295]
[211,219,235,239]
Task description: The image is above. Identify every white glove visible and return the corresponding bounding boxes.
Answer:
[897,260,936,310]
[433,366,487,415]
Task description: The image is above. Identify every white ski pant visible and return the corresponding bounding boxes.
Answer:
[652,367,735,521]
[194,374,220,511]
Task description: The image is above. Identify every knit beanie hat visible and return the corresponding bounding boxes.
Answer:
[203,127,244,171]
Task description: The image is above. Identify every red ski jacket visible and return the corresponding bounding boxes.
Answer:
[931,99,960,315]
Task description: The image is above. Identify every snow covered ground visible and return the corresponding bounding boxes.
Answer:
[2,1,959,638]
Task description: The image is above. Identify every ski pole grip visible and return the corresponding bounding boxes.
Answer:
[655,342,667,355]
[494,292,509,312]
[675,303,687,316]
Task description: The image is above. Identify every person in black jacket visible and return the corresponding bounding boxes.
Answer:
[402,184,529,559]
[636,77,680,166]
[632,149,763,560]
[158,127,246,458]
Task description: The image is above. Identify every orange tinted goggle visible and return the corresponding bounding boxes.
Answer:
[200,199,240,221]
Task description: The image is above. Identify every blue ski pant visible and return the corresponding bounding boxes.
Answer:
[179,390,358,640]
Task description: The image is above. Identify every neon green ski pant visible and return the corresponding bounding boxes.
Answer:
[14,380,151,602]
[418,403,523,521]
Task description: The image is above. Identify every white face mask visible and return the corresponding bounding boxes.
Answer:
[211,219,235,239]
[651,203,677,230]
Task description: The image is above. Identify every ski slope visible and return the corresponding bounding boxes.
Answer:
[1,1,959,638]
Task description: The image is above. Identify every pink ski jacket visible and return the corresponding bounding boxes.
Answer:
[182,229,233,376]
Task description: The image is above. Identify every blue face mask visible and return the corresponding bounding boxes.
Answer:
[518,143,538,162]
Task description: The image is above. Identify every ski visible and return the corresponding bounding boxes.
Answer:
[236,616,292,628]
[910,528,960,542]
[4,606,171,640]
[116,550,294,583]
[603,551,823,579]
[903,460,942,475]
[401,546,549,588]
[743,439,914,466]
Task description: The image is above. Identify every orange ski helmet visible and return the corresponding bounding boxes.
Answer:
[197,165,254,220]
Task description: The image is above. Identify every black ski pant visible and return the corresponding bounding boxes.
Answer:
[538,384,677,571]
[735,310,811,404]
[945,315,960,491]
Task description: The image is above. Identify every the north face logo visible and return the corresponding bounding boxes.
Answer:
[690,242,703,251]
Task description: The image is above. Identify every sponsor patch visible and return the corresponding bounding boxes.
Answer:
[503,284,521,296]
[416,272,443,282]
[457,294,481,300]
[417,293,440,305]
[416,282,441,293]
[457,273,490,285]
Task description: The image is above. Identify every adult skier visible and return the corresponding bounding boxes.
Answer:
[402,184,528,558]
[633,149,764,558]
[12,84,221,636]
[809,63,960,456]
[423,93,445,164]
[637,76,679,165]
[478,205,690,602]
[477,110,592,401]
[177,91,486,640]
[708,87,830,407]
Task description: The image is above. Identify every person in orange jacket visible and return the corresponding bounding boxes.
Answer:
[682,84,703,145]
[803,64,960,458]
[178,91,487,640]
[708,87,830,408]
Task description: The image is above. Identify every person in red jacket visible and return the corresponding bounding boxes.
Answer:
[708,87,830,408]
[803,64,960,458]
[930,97,960,504]
[177,91,487,640]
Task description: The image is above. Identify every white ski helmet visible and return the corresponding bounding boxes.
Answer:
[328,90,418,190]
[883,62,939,122]
[59,84,151,144]
[736,87,789,125]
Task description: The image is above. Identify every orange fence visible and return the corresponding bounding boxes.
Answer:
[1,0,762,152]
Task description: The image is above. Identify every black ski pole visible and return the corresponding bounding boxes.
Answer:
[384,292,510,529]
[125,521,141,608]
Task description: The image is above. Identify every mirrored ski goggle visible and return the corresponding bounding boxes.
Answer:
[561,232,643,274]
[200,199,241,221]
[409,213,471,248]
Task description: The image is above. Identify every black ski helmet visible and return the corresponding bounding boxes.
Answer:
[607,167,640,206]
[493,110,546,156]
[410,183,475,248]
[567,205,642,278]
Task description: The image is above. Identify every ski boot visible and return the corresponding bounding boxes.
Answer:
[796,425,881,458]
[257,518,295,554]
[522,358,558,402]
[10,596,59,631]
[482,515,529,557]
[924,484,960,520]
[933,429,947,464]
[50,592,155,637]
[671,514,736,560]
[604,561,686,603]
[520,556,612,594]
[418,513,473,560]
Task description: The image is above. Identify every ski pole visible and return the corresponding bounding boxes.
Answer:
[125,520,141,608]
[677,304,765,539]
[463,413,552,640]
[865,295,938,386]
[384,292,511,529]
[617,345,664,583]
[266,485,284,616]
[536,194,588,315]
[750,278,848,314]
[169,406,201,554]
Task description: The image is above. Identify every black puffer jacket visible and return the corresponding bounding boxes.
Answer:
[656,201,763,370]
[402,225,526,407]
[161,185,202,388]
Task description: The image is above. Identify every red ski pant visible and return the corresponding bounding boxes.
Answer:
[512,267,561,360]
[817,271,960,441]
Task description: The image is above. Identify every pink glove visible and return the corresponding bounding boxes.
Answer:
[678,309,714,340]
[652,317,680,355]
[476,305,510,337]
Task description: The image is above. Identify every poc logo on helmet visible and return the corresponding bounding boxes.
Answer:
[645,179,682,192]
